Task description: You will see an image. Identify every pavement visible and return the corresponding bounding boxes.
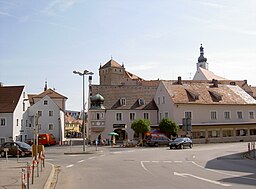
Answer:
[0,156,54,189]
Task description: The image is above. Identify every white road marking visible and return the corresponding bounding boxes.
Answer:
[66,164,74,168]
[77,160,85,163]
[152,161,160,163]
[174,161,183,163]
[88,156,96,160]
[140,161,153,175]
[163,161,172,163]
[174,172,232,187]
[191,161,256,181]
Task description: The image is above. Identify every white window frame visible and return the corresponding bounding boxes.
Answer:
[157,97,160,105]
[249,111,254,119]
[49,110,54,117]
[164,112,169,118]
[237,111,243,119]
[120,98,126,106]
[129,112,136,121]
[44,100,48,105]
[224,111,230,120]
[210,111,217,120]
[116,113,122,121]
[162,96,165,104]
[184,111,192,119]
[144,112,150,120]
[48,124,54,130]
[0,117,7,127]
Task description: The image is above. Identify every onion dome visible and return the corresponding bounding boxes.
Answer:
[198,44,207,63]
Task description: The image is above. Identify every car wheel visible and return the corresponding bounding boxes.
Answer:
[154,142,158,147]
[21,151,26,157]
[189,144,193,148]
[180,144,184,149]
[1,151,5,157]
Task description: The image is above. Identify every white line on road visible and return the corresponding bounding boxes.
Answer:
[88,156,96,160]
[140,161,153,175]
[152,161,160,163]
[174,161,183,163]
[66,164,74,168]
[191,161,256,181]
[163,161,172,163]
[77,160,85,163]
[174,172,232,187]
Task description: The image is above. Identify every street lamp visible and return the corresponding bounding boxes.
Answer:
[73,70,94,152]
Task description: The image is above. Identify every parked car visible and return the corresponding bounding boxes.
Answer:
[38,133,56,146]
[144,134,171,147]
[169,137,193,149]
[0,141,32,157]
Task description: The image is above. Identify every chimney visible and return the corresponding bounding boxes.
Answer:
[212,79,218,87]
[177,76,182,85]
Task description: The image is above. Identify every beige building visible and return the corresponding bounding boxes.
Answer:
[155,79,256,143]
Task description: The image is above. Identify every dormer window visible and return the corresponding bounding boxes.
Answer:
[208,90,222,101]
[120,98,126,106]
[138,98,145,105]
[185,89,199,101]
[44,100,48,105]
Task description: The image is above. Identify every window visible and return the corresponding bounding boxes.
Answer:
[96,113,103,120]
[162,96,165,104]
[223,130,233,137]
[0,138,6,144]
[120,98,126,106]
[138,98,145,105]
[184,112,192,119]
[192,131,205,139]
[44,100,48,105]
[48,124,54,130]
[224,111,230,120]
[38,111,42,116]
[144,112,149,120]
[116,113,122,121]
[26,120,28,127]
[130,113,135,121]
[210,111,217,120]
[164,112,169,118]
[157,97,160,105]
[0,118,6,126]
[159,112,163,121]
[23,102,25,111]
[38,124,42,130]
[237,111,243,119]
[249,111,254,119]
[208,130,220,138]
[16,119,19,126]
[49,111,53,117]
[21,119,23,127]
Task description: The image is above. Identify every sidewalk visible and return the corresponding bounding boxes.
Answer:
[0,158,53,189]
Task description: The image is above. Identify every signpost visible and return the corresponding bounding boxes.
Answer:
[4,148,8,161]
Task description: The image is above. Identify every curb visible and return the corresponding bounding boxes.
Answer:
[43,162,55,189]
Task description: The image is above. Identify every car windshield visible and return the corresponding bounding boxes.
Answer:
[16,142,31,149]
[174,138,184,142]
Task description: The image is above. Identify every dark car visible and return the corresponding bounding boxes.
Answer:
[169,137,193,149]
[0,141,32,157]
[145,134,171,147]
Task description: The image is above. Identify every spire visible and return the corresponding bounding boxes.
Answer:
[44,80,48,91]
[198,44,207,63]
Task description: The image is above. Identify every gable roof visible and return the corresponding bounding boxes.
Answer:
[0,86,24,113]
[162,80,256,105]
[91,85,158,110]
[36,89,67,99]
[193,67,225,80]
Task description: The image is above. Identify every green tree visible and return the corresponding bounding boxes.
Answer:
[159,118,179,138]
[131,119,151,145]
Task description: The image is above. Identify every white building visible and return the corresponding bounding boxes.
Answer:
[0,84,30,144]
[22,86,67,144]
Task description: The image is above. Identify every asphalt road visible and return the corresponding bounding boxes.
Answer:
[45,142,256,189]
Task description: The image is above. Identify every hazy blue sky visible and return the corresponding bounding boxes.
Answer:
[1,0,256,111]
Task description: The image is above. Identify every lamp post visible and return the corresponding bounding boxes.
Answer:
[73,70,94,152]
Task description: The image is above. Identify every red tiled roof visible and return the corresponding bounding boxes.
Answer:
[33,89,67,99]
[162,80,256,105]
[0,86,24,113]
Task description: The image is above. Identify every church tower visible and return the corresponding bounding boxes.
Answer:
[196,44,209,70]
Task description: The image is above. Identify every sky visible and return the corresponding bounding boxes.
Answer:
[1,0,256,111]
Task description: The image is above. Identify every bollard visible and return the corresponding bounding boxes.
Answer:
[248,143,251,156]
[21,168,26,189]
[27,162,30,189]
[31,157,35,184]
[37,154,39,177]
